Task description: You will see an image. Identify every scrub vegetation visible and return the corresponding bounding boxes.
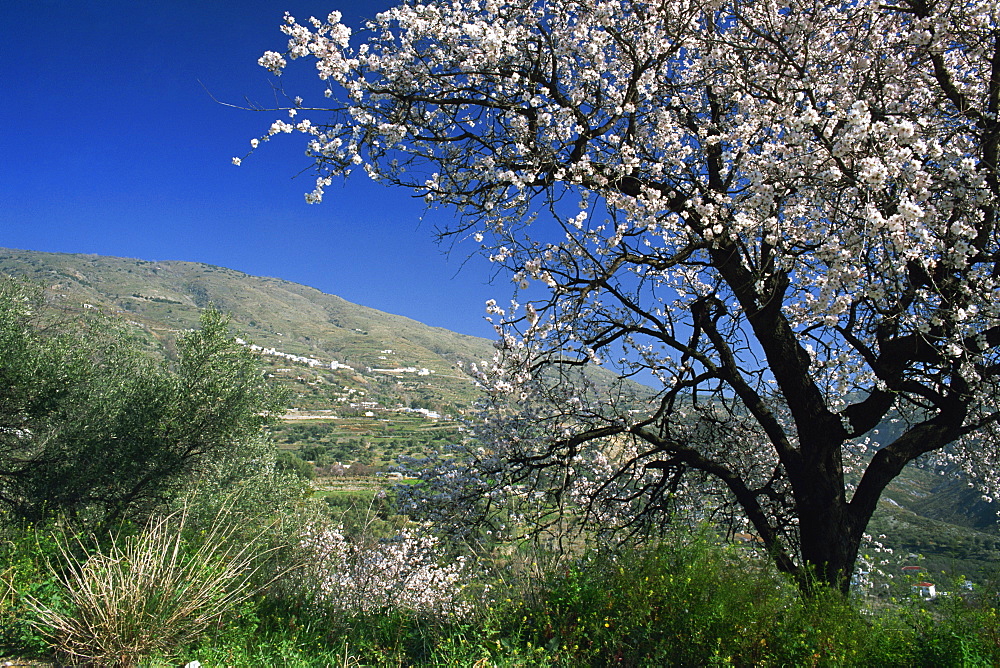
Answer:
[1,276,1000,665]
[5,514,1000,666]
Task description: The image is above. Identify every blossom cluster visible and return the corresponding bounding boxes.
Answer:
[289,522,477,617]
[248,0,997,399]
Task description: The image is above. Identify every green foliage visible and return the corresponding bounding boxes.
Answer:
[276,451,316,480]
[0,278,287,529]
[485,537,1000,667]
[179,533,1000,666]
[7,522,1000,665]
[0,523,66,657]
[483,536,789,666]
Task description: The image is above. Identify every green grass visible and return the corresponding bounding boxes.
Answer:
[10,511,279,667]
[175,535,1000,667]
[8,520,1000,667]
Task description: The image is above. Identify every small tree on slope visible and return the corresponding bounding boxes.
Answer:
[242,0,1000,593]
[0,281,286,530]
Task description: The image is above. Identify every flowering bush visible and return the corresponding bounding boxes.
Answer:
[290,522,478,618]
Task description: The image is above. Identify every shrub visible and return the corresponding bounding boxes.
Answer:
[492,533,793,665]
[289,521,477,619]
[24,508,279,667]
[0,523,65,657]
[0,281,287,531]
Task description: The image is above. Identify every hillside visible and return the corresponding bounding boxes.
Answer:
[0,247,494,417]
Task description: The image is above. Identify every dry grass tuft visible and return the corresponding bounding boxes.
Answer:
[26,509,277,667]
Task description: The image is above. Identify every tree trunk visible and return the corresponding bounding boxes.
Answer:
[786,435,868,595]
[797,496,866,594]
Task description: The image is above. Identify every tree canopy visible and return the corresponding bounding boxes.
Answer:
[245,0,1000,592]
[0,280,287,529]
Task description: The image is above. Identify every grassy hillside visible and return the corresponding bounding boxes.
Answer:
[0,247,494,412]
[868,466,1000,581]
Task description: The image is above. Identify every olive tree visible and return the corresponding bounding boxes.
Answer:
[242,0,1000,592]
[0,280,286,529]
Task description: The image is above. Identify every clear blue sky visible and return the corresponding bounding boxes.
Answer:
[2,0,499,339]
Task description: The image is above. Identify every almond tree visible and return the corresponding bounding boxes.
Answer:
[243,0,1000,593]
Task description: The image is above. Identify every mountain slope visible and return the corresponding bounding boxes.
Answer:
[0,247,494,413]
